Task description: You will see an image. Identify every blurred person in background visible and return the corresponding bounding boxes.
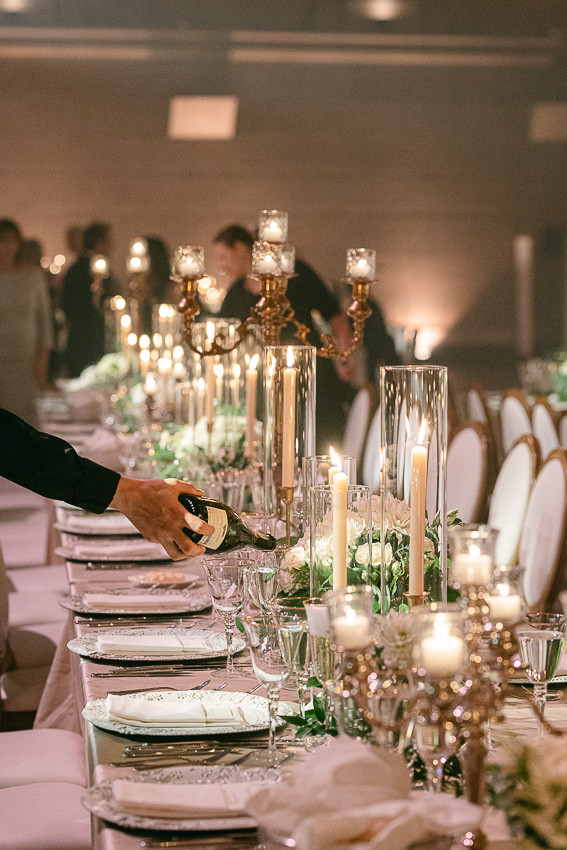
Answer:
[131,236,177,335]
[213,224,356,452]
[62,221,119,377]
[0,219,52,426]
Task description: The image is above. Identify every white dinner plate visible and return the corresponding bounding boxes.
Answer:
[82,764,279,832]
[54,515,139,536]
[59,589,211,615]
[128,570,197,589]
[55,543,171,563]
[82,690,287,737]
[67,628,245,662]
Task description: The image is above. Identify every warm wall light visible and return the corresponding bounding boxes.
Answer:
[167,96,239,140]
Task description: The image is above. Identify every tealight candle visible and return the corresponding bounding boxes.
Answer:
[259,221,283,243]
[352,258,372,278]
[452,554,492,585]
[177,255,200,277]
[333,610,370,650]
[487,592,522,624]
[420,621,464,677]
[255,253,278,275]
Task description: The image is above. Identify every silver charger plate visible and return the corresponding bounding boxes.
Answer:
[55,543,171,563]
[54,518,140,536]
[59,589,211,615]
[509,674,567,686]
[82,764,280,832]
[67,628,245,662]
[82,689,287,737]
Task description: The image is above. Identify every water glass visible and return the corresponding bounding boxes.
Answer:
[270,597,310,716]
[246,551,281,612]
[517,625,564,736]
[201,554,251,675]
[241,615,291,766]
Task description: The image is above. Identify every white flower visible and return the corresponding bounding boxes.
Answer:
[278,565,295,593]
[375,609,418,666]
[284,545,308,571]
[314,534,333,567]
[354,542,392,567]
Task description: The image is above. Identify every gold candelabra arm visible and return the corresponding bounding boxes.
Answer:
[175,275,251,356]
[312,277,373,361]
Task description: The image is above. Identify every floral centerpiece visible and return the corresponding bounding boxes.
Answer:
[280,493,460,612]
[488,736,567,849]
[66,351,132,391]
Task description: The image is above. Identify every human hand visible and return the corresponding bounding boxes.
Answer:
[109,477,214,561]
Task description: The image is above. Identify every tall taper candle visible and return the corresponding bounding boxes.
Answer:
[281,348,296,488]
[245,354,259,460]
[332,472,348,589]
[409,443,427,596]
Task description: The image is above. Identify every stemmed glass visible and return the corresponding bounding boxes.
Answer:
[517,624,565,736]
[241,615,291,766]
[270,597,310,717]
[246,551,281,613]
[303,596,340,733]
[201,554,251,675]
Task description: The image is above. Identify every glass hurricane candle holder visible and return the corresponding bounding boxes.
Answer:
[345,248,376,281]
[449,524,498,591]
[171,245,205,278]
[415,604,466,681]
[258,210,288,244]
[264,345,316,538]
[300,453,357,538]
[487,565,525,626]
[379,365,448,613]
[309,484,371,598]
[324,585,374,652]
[252,241,284,276]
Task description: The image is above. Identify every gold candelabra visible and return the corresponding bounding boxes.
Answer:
[172,212,375,360]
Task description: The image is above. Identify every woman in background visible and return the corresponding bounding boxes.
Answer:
[0,219,52,426]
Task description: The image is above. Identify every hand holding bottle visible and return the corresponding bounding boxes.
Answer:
[110,477,214,561]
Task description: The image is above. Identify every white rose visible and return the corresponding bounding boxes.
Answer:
[315,534,333,566]
[284,545,307,570]
[354,544,370,566]
[278,567,295,593]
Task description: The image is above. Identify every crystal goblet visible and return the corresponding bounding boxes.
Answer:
[201,554,251,676]
[517,625,564,736]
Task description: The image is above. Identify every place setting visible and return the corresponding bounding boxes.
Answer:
[60,587,212,616]
[68,628,246,663]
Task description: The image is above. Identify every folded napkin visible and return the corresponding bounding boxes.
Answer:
[113,778,277,819]
[106,692,266,728]
[247,738,482,850]
[96,633,214,655]
[83,592,187,611]
[63,512,136,533]
[72,539,168,559]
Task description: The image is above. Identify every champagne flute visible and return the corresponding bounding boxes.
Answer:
[303,596,341,733]
[241,615,290,766]
[517,626,564,736]
[201,554,251,675]
[271,597,310,717]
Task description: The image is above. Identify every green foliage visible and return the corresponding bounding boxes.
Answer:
[279,694,338,739]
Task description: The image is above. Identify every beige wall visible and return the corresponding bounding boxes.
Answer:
[1,47,566,379]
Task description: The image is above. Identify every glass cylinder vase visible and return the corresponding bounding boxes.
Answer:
[309,484,372,599]
[263,345,316,537]
[379,365,448,613]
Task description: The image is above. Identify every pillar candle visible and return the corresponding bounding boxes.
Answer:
[333,610,370,649]
[332,471,348,590]
[408,444,427,596]
[281,349,296,488]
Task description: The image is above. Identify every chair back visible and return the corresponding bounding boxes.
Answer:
[466,385,490,424]
[488,434,539,566]
[559,412,567,449]
[361,405,382,492]
[342,385,375,463]
[519,447,567,611]
[500,389,532,456]
[446,421,489,523]
[531,399,559,461]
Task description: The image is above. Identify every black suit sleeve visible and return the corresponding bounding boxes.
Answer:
[0,409,120,513]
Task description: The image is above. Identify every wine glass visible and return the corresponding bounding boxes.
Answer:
[241,615,291,766]
[517,625,565,736]
[270,597,310,717]
[201,554,251,675]
[246,551,281,612]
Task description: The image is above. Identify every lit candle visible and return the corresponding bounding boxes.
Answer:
[197,377,206,421]
[259,220,283,243]
[157,356,172,407]
[144,373,157,399]
[332,471,348,590]
[231,364,241,408]
[352,258,372,278]
[420,619,464,678]
[214,363,224,407]
[452,550,492,585]
[139,347,151,378]
[255,253,278,275]
[206,358,215,427]
[333,609,370,649]
[177,255,200,277]
[328,445,340,486]
[487,588,522,624]
[408,421,427,597]
[245,353,259,459]
[281,347,296,488]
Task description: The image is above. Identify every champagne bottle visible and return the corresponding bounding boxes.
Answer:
[179,494,277,553]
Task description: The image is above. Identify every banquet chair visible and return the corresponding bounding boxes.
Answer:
[361,405,382,492]
[559,412,567,449]
[465,383,499,484]
[500,389,532,457]
[0,782,91,849]
[487,434,540,566]
[342,384,377,465]
[446,421,489,523]
[519,447,567,612]
[531,398,560,461]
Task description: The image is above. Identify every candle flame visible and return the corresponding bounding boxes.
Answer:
[233,364,241,379]
[139,334,150,349]
[214,364,224,378]
[173,345,184,361]
[152,333,163,348]
[140,349,151,364]
[433,616,449,640]
[496,583,510,598]
[197,377,205,391]
[113,295,126,311]
[286,346,294,368]
[206,321,215,342]
[329,445,342,471]
[417,419,427,446]
[158,303,170,319]
[249,353,260,371]
[120,314,132,329]
[127,332,137,346]
[157,357,172,373]
[469,544,481,559]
